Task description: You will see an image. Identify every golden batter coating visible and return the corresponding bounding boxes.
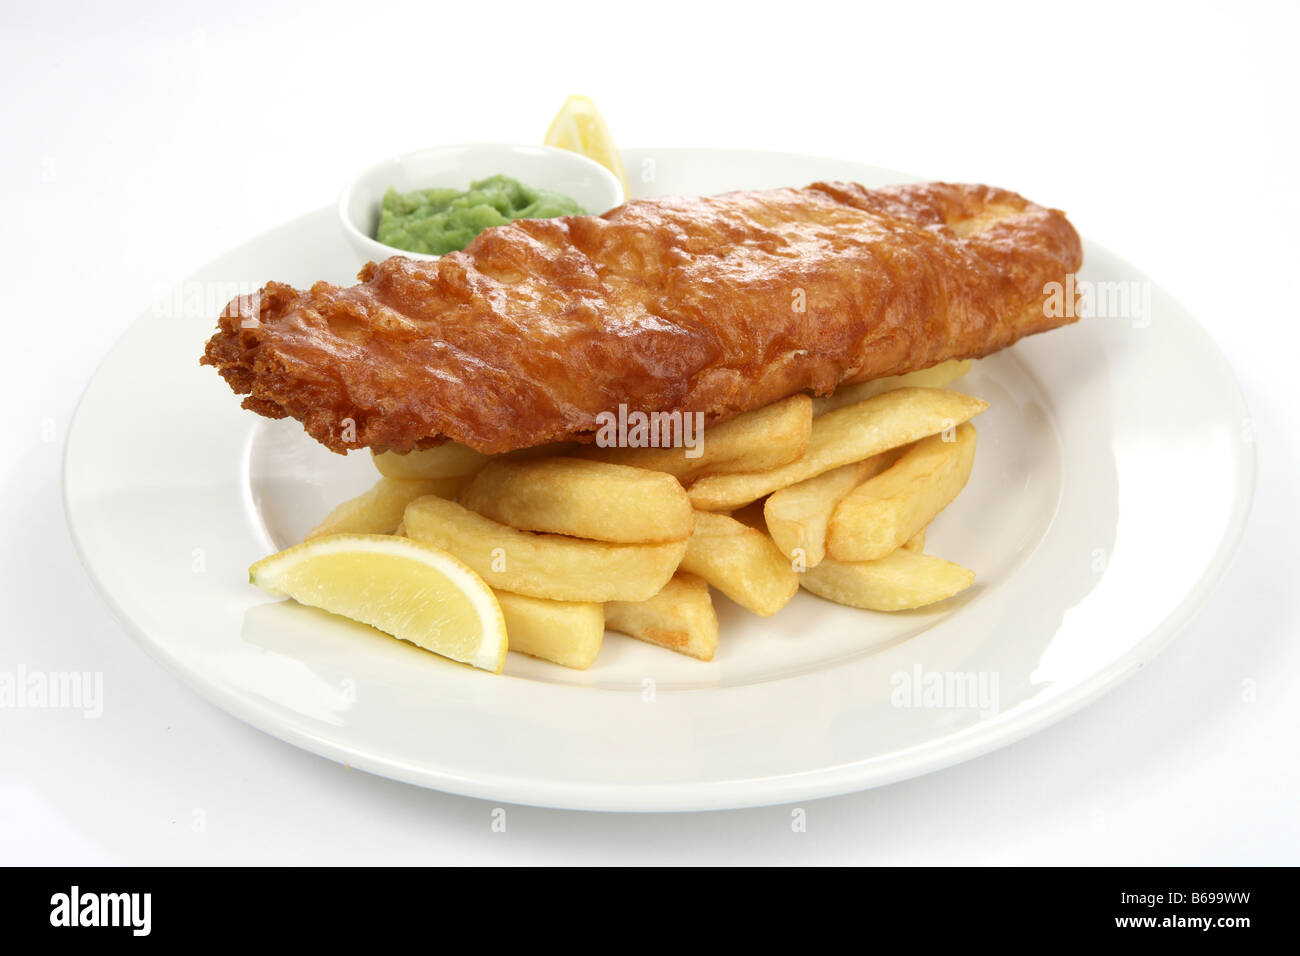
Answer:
[201,181,1082,454]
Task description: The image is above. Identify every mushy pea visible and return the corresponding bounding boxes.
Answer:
[376,174,586,255]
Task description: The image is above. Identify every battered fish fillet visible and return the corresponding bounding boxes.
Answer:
[202,181,1082,455]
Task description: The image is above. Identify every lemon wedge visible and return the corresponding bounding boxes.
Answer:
[250,534,507,673]
[544,94,630,197]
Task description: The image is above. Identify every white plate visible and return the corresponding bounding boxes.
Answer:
[63,149,1255,811]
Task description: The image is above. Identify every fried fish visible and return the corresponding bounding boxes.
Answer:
[201,181,1082,455]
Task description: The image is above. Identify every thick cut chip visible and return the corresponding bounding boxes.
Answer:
[460,457,692,543]
[800,549,974,612]
[495,591,604,670]
[763,449,901,568]
[826,423,977,562]
[577,394,811,481]
[373,443,489,480]
[403,495,685,603]
[679,511,798,617]
[605,573,719,661]
[812,360,973,416]
[688,388,987,511]
[307,476,463,539]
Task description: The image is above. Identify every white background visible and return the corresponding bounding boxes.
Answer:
[2,0,1297,864]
